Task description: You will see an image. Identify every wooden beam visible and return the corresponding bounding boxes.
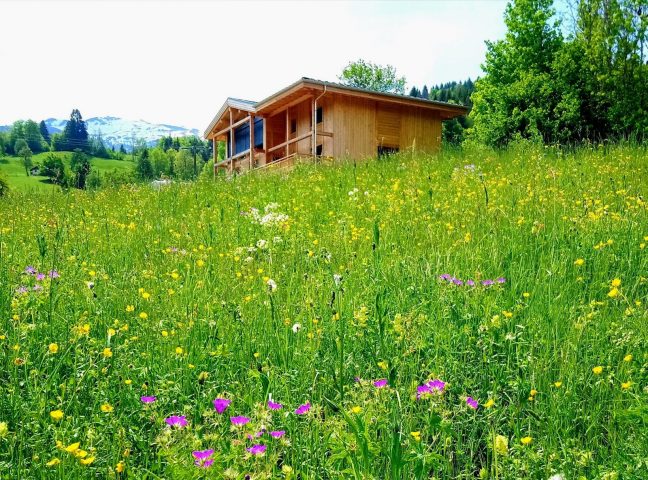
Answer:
[285,109,289,158]
[213,116,250,139]
[267,131,313,154]
[229,109,233,174]
[266,93,314,118]
[212,137,216,181]
[263,118,267,166]
[311,97,316,156]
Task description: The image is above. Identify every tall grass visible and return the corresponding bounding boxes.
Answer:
[0,144,646,478]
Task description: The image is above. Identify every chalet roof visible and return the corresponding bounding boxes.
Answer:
[204,78,468,137]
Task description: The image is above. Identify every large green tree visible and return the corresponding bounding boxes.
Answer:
[338,59,406,94]
[59,109,89,152]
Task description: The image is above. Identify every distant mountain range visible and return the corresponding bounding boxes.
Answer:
[1,117,200,150]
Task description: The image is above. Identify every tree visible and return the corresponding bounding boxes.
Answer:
[70,149,91,188]
[469,0,566,146]
[61,109,89,152]
[42,153,67,185]
[24,120,44,153]
[136,149,154,180]
[89,132,109,158]
[39,120,51,145]
[18,146,33,176]
[174,149,194,180]
[409,86,421,98]
[421,85,429,99]
[338,59,406,94]
[150,148,170,177]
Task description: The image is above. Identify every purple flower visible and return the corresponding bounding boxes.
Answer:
[24,266,36,275]
[141,396,156,404]
[192,449,214,468]
[373,379,388,388]
[466,397,478,409]
[439,274,451,281]
[48,270,60,279]
[213,398,231,414]
[452,278,463,286]
[295,402,311,415]
[230,416,250,425]
[246,444,267,455]
[16,286,28,294]
[482,279,494,286]
[354,376,362,383]
[466,279,475,287]
[36,273,46,281]
[269,430,285,438]
[33,285,43,291]
[496,277,506,284]
[247,430,265,440]
[417,379,446,399]
[165,415,188,427]
[267,400,282,410]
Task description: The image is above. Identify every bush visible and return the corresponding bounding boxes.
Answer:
[0,172,9,197]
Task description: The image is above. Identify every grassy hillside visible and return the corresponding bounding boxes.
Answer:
[0,145,646,478]
[0,151,134,191]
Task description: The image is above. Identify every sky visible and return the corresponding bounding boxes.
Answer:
[0,0,510,131]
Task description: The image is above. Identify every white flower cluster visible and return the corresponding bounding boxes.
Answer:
[249,203,289,227]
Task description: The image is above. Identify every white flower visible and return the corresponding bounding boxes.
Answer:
[272,236,283,244]
[292,323,301,333]
[333,274,343,286]
[256,239,267,249]
[548,475,565,480]
[266,278,277,292]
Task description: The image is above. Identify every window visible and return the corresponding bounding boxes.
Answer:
[290,119,297,134]
[316,144,323,156]
[316,107,323,124]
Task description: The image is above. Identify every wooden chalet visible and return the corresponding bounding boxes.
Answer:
[204,77,468,173]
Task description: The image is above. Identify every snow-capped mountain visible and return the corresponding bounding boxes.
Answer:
[41,116,200,150]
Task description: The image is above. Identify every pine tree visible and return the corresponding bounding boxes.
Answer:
[421,85,429,99]
[62,109,89,152]
[39,121,51,145]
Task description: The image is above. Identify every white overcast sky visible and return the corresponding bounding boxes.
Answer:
[0,0,510,130]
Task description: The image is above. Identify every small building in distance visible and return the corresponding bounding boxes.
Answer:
[204,77,468,173]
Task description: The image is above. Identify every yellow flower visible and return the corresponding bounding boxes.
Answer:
[46,458,61,467]
[611,278,621,287]
[608,288,619,298]
[522,292,530,298]
[410,431,421,442]
[65,442,80,453]
[623,354,633,362]
[521,436,533,445]
[175,347,183,355]
[124,379,132,385]
[50,410,64,421]
[100,403,114,413]
[116,461,125,473]
[102,347,113,358]
[592,366,603,375]
[139,312,148,319]
[484,399,495,409]
[554,381,562,388]
[49,343,59,354]
[351,406,362,414]
[171,272,179,280]
[621,381,632,390]
[494,435,508,455]
[574,258,585,266]
[79,456,95,465]
[196,259,205,267]
[141,292,151,300]
[107,328,116,337]
[377,361,388,370]
[0,421,8,438]
[126,305,135,312]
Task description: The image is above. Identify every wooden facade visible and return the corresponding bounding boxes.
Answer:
[204,78,467,174]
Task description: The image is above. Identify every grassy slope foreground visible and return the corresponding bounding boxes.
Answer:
[0,145,646,479]
[0,152,134,191]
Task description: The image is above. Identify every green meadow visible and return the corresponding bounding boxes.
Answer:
[0,144,646,479]
[0,152,134,191]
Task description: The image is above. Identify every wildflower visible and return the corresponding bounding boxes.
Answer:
[24,266,37,275]
[49,343,59,354]
[623,354,632,362]
[0,422,7,438]
[621,381,632,390]
[165,415,188,427]
[36,273,46,281]
[126,305,135,312]
[46,458,61,467]
[193,449,214,468]
[282,465,293,474]
[291,323,301,333]
[139,312,148,319]
[102,347,113,358]
[116,461,125,473]
[494,435,508,455]
[351,406,362,414]
[416,379,446,399]
[247,444,267,455]
[100,403,114,413]
[266,278,277,292]
[50,410,64,421]
[198,371,209,383]
[140,396,156,404]
[553,381,562,388]
[484,399,495,409]
[175,347,183,355]
[269,430,285,438]
[333,274,343,286]
[523,292,530,298]
[213,398,231,414]
[466,397,478,409]
[267,400,283,410]
[79,456,95,465]
[410,431,421,442]
[65,442,81,453]
[48,270,60,279]
[574,258,585,266]
[521,436,533,445]
[373,379,388,388]
[230,416,250,425]
[377,361,388,370]
[608,288,619,298]
[592,366,603,375]
[611,278,621,287]
[295,402,311,415]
